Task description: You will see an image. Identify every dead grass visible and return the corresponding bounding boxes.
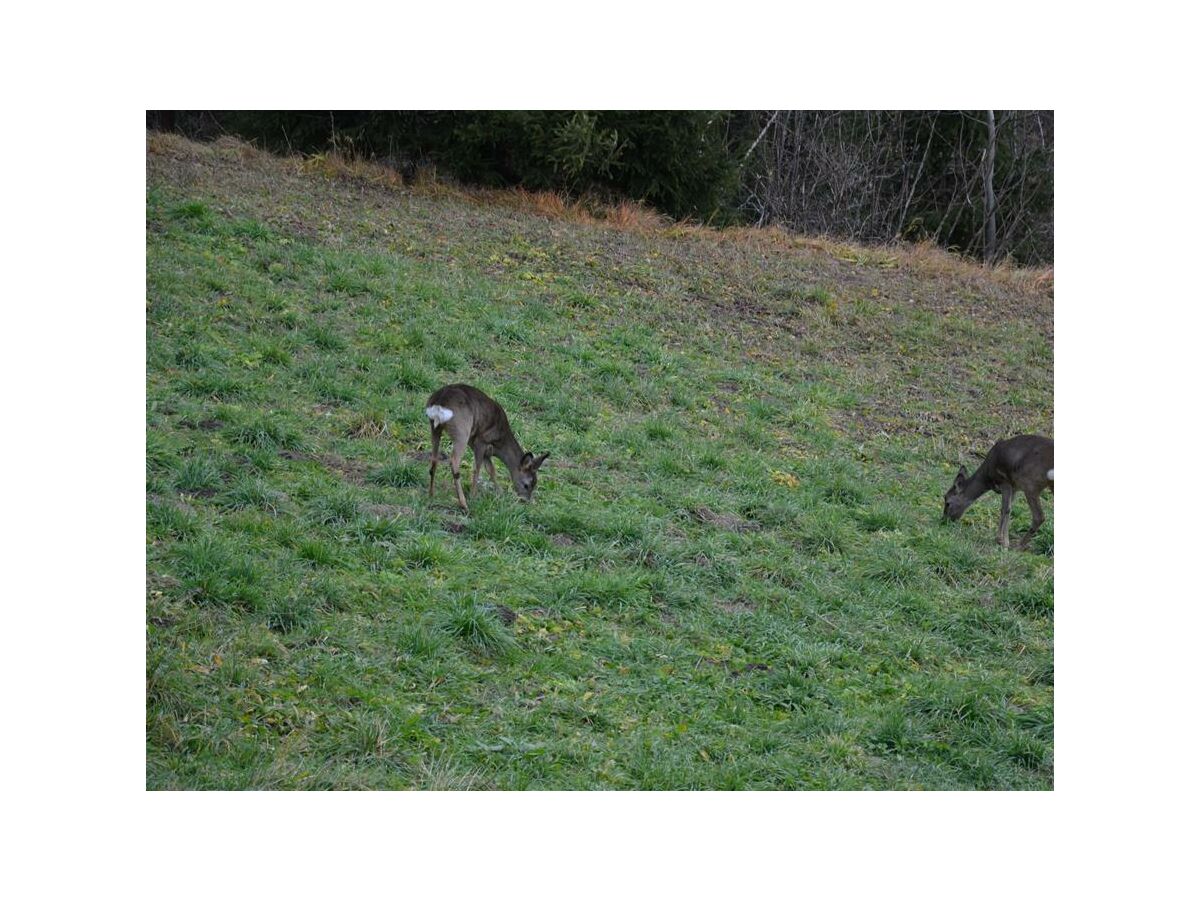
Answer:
[147,131,273,170]
[595,198,668,231]
[299,151,407,190]
[481,186,596,225]
[147,130,1052,298]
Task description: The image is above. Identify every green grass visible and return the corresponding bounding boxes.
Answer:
[146,136,1053,790]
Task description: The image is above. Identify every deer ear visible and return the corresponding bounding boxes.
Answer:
[954,465,968,486]
[532,452,550,469]
[520,452,534,469]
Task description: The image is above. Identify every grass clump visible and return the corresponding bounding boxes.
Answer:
[222,476,286,515]
[998,577,1054,618]
[307,490,361,526]
[304,323,346,352]
[173,455,224,494]
[296,538,342,568]
[172,536,265,610]
[147,499,199,540]
[795,507,852,555]
[440,598,517,657]
[345,408,390,439]
[266,593,318,634]
[226,415,302,451]
[170,200,215,231]
[395,621,448,659]
[858,539,924,587]
[368,462,424,489]
[399,537,451,570]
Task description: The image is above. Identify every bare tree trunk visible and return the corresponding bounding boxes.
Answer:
[738,109,1051,265]
[984,109,997,262]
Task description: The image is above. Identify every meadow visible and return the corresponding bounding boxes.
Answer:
[146,133,1053,789]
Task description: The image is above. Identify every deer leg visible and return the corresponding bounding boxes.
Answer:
[470,449,483,498]
[997,484,1014,549]
[450,440,469,512]
[428,425,442,497]
[1018,490,1045,550]
[484,457,498,487]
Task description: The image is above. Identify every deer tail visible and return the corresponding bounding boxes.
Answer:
[425,405,454,425]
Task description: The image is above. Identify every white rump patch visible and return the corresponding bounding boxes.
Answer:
[425,404,454,425]
[1047,469,1054,481]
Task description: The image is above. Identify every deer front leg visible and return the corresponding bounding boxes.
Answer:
[484,457,498,488]
[1018,490,1045,550]
[997,484,1014,549]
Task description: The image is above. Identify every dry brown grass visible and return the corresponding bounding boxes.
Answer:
[892,240,1053,297]
[595,198,667,231]
[147,130,1052,298]
[298,151,406,190]
[147,131,271,168]
[478,186,595,225]
[146,130,207,160]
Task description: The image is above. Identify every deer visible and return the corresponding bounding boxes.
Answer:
[942,434,1054,550]
[424,383,549,513]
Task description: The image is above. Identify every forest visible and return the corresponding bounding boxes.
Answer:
[149,111,1053,265]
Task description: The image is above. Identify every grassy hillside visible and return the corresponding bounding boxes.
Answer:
[146,134,1053,789]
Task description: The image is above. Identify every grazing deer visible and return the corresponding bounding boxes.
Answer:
[942,434,1054,550]
[424,383,549,513]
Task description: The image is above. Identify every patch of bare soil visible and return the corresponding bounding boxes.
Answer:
[730,663,769,677]
[716,597,757,615]
[274,449,374,485]
[150,497,196,515]
[147,571,182,594]
[485,604,517,626]
[317,454,368,484]
[691,506,759,533]
[179,418,222,431]
[364,504,414,519]
[550,533,576,547]
[699,658,769,677]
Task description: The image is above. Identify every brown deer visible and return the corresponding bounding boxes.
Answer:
[942,434,1054,550]
[424,384,549,512]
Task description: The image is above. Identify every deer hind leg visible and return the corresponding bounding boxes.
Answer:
[1018,490,1045,550]
[449,437,469,512]
[470,446,483,498]
[997,484,1014,549]
[428,424,443,497]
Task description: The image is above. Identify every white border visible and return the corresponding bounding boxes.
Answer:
[7,0,1199,896]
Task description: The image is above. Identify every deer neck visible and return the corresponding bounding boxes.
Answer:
[962,467,992,504]
[494,433,526,475]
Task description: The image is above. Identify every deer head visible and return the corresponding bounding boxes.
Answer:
[513,451,550,501]
[942,465,970,522]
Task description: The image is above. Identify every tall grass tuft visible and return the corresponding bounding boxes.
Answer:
[440,598,517,657]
